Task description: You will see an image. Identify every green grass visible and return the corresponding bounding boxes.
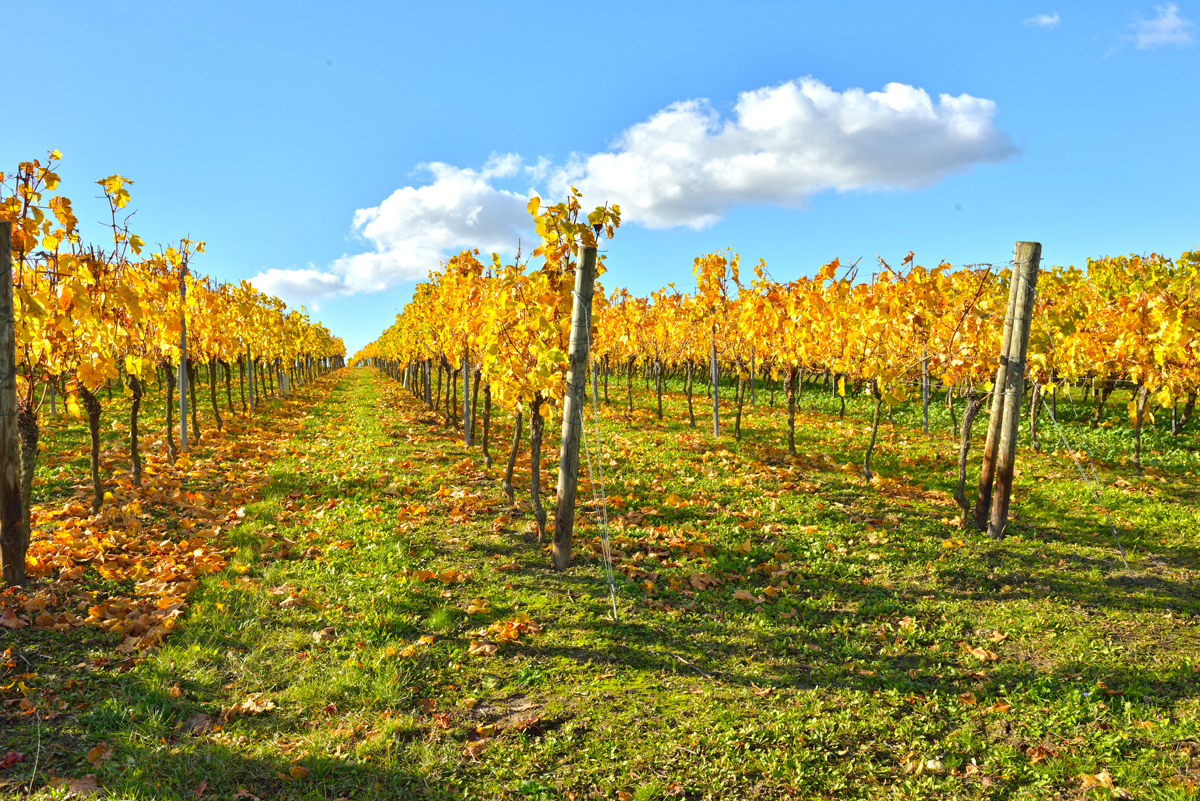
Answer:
[2,368,1199,800]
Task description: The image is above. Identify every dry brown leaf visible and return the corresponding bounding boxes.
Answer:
[1026,744,1058,764]
[48,775,102,798]
[221,694,275,720]
[85,742,112,767]
[1080,769,1114,789]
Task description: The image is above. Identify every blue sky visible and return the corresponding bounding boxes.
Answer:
[4,1,1197,354]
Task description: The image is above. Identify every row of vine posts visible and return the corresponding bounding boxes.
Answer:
[367,239,1044,568]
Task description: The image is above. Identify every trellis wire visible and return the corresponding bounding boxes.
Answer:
[1034,288,1132,573]
[575,296,619,621]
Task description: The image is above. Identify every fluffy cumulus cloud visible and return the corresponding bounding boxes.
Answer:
[251,155,530,304]
[1024,11,1061,28]
[552,79,1018,229]
[256,78,1017,301]
[1132,3,1194,48]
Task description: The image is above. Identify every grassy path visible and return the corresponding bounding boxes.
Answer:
[4,368,1200,800]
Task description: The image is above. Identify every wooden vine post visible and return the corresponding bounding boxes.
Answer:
[978,241,1041,538]
[551,245,599,571]
[178,264,189,453]
[710,330,719,437]
[247,344,254,412]
[973,250,1025,528]
[0,222,25,587]
[463,351,472,446]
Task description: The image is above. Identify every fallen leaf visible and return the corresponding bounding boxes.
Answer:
[85,742,113,767]
[49,775,101,798]
[466,597,490,615]
[221,694,275,720]
[1080,769,1114,789]
[289,765,310,779]
[312,627,336,643]
[959,691,977,706]
[0,751,24,770]
[961,643,999,662]
[1026,744,1058,764]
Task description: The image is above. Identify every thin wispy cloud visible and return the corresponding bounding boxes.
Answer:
[1024,11,1061,28]
[253,79,1019,304]
[1132,3,1194,48]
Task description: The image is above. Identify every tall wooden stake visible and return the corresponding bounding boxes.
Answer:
[552,246,598,571]
[0,223,24,587]
[247,345,254,412]
[178,267,188,454]
[921,349,930,434]
[973,251,1026,528]
[987,242,1041,539]
[710,331,719,437]
[463,351,472,446]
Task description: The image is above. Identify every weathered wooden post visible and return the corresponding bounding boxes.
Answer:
[973,249,1026,528]
[247,345,255,412]
[463,351,472,446]
[178,267,189,454]
[986,242,1040,539]
[921,350,930,434]
[710,331,719,437]
[552,245,598,571]
[0,223,25,587]
[750,347,756,405]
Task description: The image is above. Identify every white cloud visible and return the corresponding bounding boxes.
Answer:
[251,155,531,305]
[1024,11,1061,27]
[251,267,346,309]
[1132,3,1194,48]
[255,78,1018,300]
[552,78,1018,229]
